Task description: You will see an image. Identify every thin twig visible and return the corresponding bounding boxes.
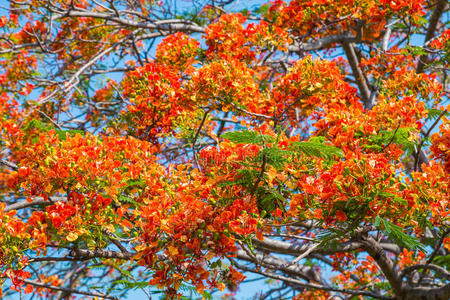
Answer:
[291,243,320,264]
[381,119,401,152]
[427,227,450,264]
[22,279,119,300]
[263,233,316,242]
[400,264,450,280]
[192,109,210,169]
[4,196,66,212]
[0,159,18,170]
[417,0,448,74]
[414,109,447,171]
[232,260,393,300]
[230,103,274,120]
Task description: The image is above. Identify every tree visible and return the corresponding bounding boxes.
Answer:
[0,0,448,299]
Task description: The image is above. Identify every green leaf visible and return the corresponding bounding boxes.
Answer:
[289,141,344,159]
[316,229,336,241]
[363,144,383,151]
[363,127,416,152]
[221,130,274,145]
[55,129,85,141]
[391,127,415,145]
[124,178,146,188]
[427,108,447,120]
[378,192,407,205]
[374,216,382,227]
[405,45,428,56]
[111,279,148,290]
[253,4,270,16]
[375,218,427,252]
[22,119,52,132]
[118,195,141,207]
[309,136,326,143]
[254,187,286,217]
[120,178,146,194]
[432,255,450,269]
[259,147,291,169]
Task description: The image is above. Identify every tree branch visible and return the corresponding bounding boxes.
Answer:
[252,237,400,257]
[427,227,450,264]
[342,42,372,108]
[69,248,135,260]
[56,10,205,33]
[192,109,210,169]
[0,158,17,170]
[22,279,118,300]
[400,264,450,281]
[287,34,358,52]
[235,250,322,283]
[232,260,393,300]
[54,262,88,300]
[4,197,66,212]
[405,283,450,300]
[414,109,447,171]
[416,0,448,74]
[361,236,403,297]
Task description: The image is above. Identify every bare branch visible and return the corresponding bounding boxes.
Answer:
[192,109,211,169]
[416,0,448,74]
[235,250,322,283]
[230,103,274,120]
[4,197,66,212]
[291,243,320,264]
[288,34,358,52]
[263,233,316,242]
[54,262,88,300]
[232,260,394,300]
[0,158,18,170]
[400,264,450,281]
[55,10,205,33]
[252,237,400,257]
[22,279,119,300]
[414,109,447,171]
[342,42,372,108]
[361,236,403,297]
[427,228,450,264]
[405,283,450,300]
[69,248,135,260]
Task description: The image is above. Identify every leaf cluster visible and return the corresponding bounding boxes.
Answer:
[374,216,427,252]
[220,130,343,215]
[363,127,416,154]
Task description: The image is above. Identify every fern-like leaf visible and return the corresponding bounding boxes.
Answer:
[221,130,274,145]
[374,216,427,252]
[259,147,291,169]
[289,141,344,159]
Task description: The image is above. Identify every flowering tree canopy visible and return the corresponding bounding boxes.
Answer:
[0,0,449,299]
